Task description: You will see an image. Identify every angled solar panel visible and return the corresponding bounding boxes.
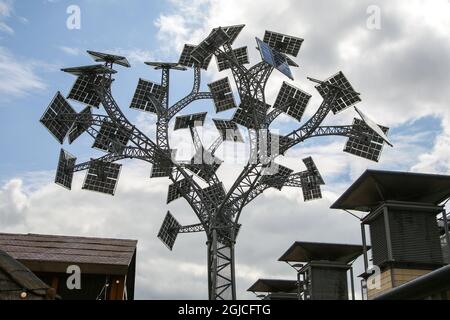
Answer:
[303,157,325,185]
[87,50,131,68]
[315,71,361,114]
[174,112,207,131]
[344,118,389,162]
[214,24,245,45]
[301,175,322,202]
[216,47,249,71]
[158,211,181,251]
[145,62,187,71]
[178,44,212,70]
[213,119,244,142]
[274,82,311,122]
[68,106,93,144]
[263,31,304,57]
[82,161,121,195]
[61,64,116,76]
[67,75,112,108]
[256,38,294,80]
[208,78,236,113]
[40,92,76,144]
[190,28,230,66]
[233,96,270,128]
[130,78,165,113]
[92,121,131,153]
[203,182,226,202]
[55,149,76,190]
[261,164,293,190]
[167,179,191,204]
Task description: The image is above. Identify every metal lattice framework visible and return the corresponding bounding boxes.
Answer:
[39,25,393,300]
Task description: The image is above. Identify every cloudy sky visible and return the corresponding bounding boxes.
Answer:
[0,0,449,299]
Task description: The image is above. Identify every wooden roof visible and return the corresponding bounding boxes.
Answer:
[0,249,50,298]
[0,233,137,275]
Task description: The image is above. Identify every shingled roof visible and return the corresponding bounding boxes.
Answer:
[0,249,54,300]
[0,233,137,275]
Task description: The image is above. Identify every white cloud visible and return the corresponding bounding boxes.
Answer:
[59,46,81,56]
[0,46,47,99]
[0,0,14,34]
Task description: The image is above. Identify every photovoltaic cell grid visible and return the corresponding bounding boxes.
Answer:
[303,157,325,185]
[301,175,322,202]
[208,78,236,112]
[261,164,293,190]
[87,50,131,68]
[213,119,244,142]
[178,44,212,70]
[167,179,191,204]
[61,64,116,76]
[203,183,226,213]
[256,38,294,80]
[174,112,207,131]
[191,28,230,66]
[151,150,175,178]
[274,82,311,122]
[216,47,249,72]
[68,106,93,144]
[92,121,131,153]
[130,78,165,113]
[82,161,122,195]
[263,31,304,57]
[344,118,389,162]
[233,96,270,128]
[158,212,181,251]
[215,24,245,45]
[40,92,76,144]
[67,75,112,108]
[55,149,76,190]
[315,72,361,114]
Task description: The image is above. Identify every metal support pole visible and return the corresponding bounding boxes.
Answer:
[442,210,450,259]
[350,267,355,300]
[361,223,369,273]
[383,207,394,261]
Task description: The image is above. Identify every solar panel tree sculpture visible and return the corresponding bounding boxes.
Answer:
[40,26,393,300]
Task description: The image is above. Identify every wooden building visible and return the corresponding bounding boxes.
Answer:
[0,233,137,300]
[0,249,56,300]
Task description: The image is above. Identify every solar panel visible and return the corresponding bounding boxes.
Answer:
[301,175,322,202]
[157,211,181,251]
[87,50,131,68]
[344,118,389,162]
[266,133,295,155]
[174,112,207,131]
[203,183,226,206]
[302,157,325,185]
[55,149,76,190]
[129,78,165,113]
[190,28,230,66]
[216,47,249,71]
[178,44,213,70]
[151,150,175,178]
[274,82,311,122]
[61,64,116,76]
[214,24,245,45]
[67,75,112,108]
[355,107,393,147]
[92,121,131,153]
[261,164,293,190]
[68,106,93,144]
[263,31,304,57]
[82,160,121,195]
[208,78,236,113]
[256,37,294,80]
[233,96,270,128]
[315,72,361,114]
[40,92,76,144]
[145,62,187,71]
[167,179,191,204]
[212,119,244,142]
